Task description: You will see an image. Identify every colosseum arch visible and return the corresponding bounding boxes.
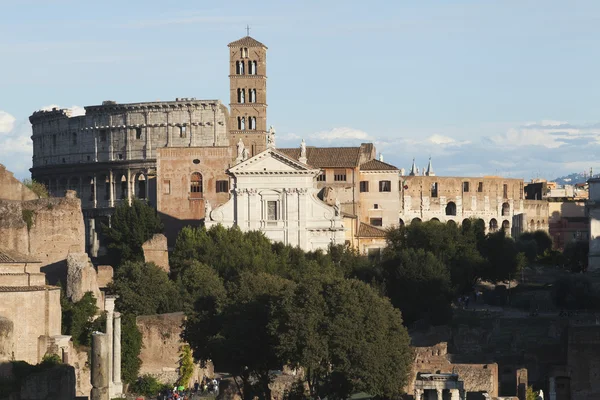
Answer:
[502,202,510,216]
[118,175,128,200]
[135,173,146,199]
[502,220,510,233]
[398,218,405,227]
[445,201,457,216]
[411,217,422,224]
[489,218,498,232]
[447,220,457,228]
[431,218,440,222]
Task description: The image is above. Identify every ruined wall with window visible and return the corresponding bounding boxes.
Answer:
[401,176,526,234]
[156,147,232,245]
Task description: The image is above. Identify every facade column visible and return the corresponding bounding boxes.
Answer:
[104,295,117,397]
[413,389,423,400]
[113,312,123,395]
[436,389,443,400]
[93,174,97,208]
[109,170,114,207]
[127,169,132,205]
[549,376,556,400]
[145,169,150,201]
[450,389,460,400]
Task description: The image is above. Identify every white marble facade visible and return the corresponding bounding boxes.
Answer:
[206,147,345,251]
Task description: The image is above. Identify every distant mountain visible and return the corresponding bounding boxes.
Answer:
[553,172,591,186]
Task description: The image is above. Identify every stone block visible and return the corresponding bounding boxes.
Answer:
[96,265,113,288]
[142,234,170,272]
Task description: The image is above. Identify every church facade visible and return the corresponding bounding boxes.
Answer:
[205,142,345,252]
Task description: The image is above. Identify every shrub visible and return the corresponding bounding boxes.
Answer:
[22,178,49,198]
[130,374,165,396]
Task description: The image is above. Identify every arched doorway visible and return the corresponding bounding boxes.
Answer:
[489,218,498,232]
[136,174,146,199]
[445,201,457,216]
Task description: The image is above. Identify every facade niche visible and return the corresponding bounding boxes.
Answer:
[446,201,457,216]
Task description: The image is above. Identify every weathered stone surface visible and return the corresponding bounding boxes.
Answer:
[141,234,170,272]
[91,333,109,400]
[72,347,92,397]
[19,364,76,400]
[0,163,39,202]
[136,312,213,386]
[66,253,103,310]
[96,265,113,288]
[0,316,13,363]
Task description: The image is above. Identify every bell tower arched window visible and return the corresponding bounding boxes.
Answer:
[238,117,246,130]
[238,88,245,103]
[190,172,203,198]
[250,89,256,103]
[250,61,257,75]
[236,60,245,74]
[249,117,256,130]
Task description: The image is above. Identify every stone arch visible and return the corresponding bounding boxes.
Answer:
[502,219,510,233]
[136,173,146,199]
[411,217,422,224]
[537,220,541,230]
[445,201,457,216]
[462,219,471,229]
[119,175,128,200]
[530,219,535,230]
[431,217,440,222]
[398,218,405,227]
[502,202,510,216]
[86,176,94,201]
[489,218,498,232]
[190,172,203,198]
[447,220,457,228]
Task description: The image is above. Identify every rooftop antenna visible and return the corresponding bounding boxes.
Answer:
[246,24,251,36]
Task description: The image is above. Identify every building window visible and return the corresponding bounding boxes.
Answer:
[370,218,383,226]
[249,117,256,130]
[367,248,381,261]
[241,47,248,58]
[238,88,245,103]
[216,180,229,193]
[238,117,246,130]
[250,61,257,75]
[190,172,203,198]
[118,154,123,160]
[503,184,508,198]
[463,182,470,192]
[236,60,245,74]
[99,130,107,142]
[179,126,187,138]
[163,180,171,195]
[477,182,483,192]
[374,204,379,209]
[359,181,369,192]
[502,202,510,216]
[267,200,278,220]
[431,182,438,198]
[334,169,346,182]
[379,180,391,192]
[446,201,457,216]
[317,172,326,182]
[135,128,142,140]
[72,132,77,145]
[250,89,256,103]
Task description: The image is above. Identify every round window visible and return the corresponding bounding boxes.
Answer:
[193,159,200,164]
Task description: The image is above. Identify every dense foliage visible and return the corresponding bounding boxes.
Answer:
[61,291,103,347]
[22,178,49,198]
[102,199,163,266]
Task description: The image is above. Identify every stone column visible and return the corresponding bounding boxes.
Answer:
[93,174,97,208]
[413,389,423,400]
[109,170,114,208]
[91,332,109,400]
[104,295,117,397]
[127,169,132,205]
[450,389,460,400]
[144,169,150,201]
[549,377,556,400]
[113,312,123,395]
[436,388,443,400]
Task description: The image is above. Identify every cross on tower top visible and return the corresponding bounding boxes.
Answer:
[246,24,250,36]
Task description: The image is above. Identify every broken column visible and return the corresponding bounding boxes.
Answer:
[104,295,117,398]
[91,332,109,400]
[113,312,123,395]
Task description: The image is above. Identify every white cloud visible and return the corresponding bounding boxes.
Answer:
[0,111,16,134]
[491,121,600,149]
[0,116,33,180]
[311,127,374,142]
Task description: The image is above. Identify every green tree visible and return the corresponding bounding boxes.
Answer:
[273,278,412,400]
[176,260,227,313]
[563,240,589,273]
[184,271,295,400]
[102,199,163,266]
[480,231,527,283]
[381,248,453,325]
[108,261,182,316]
[121,314,143,385]
[22,178,49,198]
[61,291,100,347]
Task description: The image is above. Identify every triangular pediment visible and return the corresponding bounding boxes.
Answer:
[230,148,319,175]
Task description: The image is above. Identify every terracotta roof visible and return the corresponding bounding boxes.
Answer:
[228,36,267,48]
[357,223,387,238]
[360,159,399,171]
[0,249,40,264]
[278,147,362,168]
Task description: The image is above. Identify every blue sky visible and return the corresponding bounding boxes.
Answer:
[1,0,599,180]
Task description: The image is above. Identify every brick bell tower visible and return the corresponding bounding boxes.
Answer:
[228,34,268,157]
